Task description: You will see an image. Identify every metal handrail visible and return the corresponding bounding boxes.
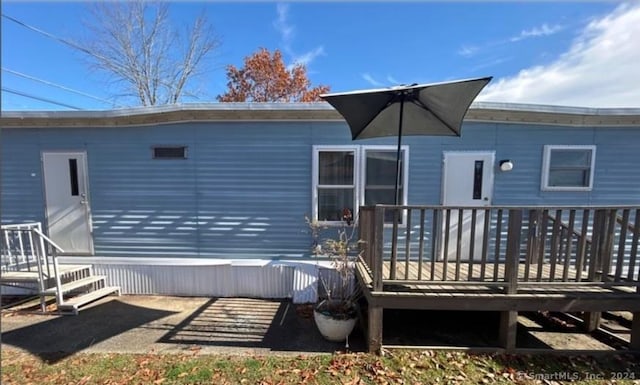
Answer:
[1,222,65,311]
[31,227,65,306]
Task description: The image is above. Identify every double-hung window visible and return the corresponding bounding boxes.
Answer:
[313,145,408,223]
[541,145,596,191]
[315,148,357,222]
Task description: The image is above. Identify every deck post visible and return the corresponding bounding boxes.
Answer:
[582,312,601,332]
[373,206,385,292]
[499,311,518,352]
[368,305,383,354]
[631,312,640,351]
[499,210,522,352]
[583,209,605,331]
[632,288,640,350]
[505,209,522,294]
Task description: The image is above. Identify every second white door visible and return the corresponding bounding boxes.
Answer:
[441,151,495,261]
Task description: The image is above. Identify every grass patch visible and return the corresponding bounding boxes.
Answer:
[2,348,639,384]
[165,361,213,384]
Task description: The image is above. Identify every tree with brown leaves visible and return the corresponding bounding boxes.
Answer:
[217,48,329,102]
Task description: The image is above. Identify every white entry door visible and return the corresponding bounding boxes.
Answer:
[42,151,94,254]
[441,152,494,261]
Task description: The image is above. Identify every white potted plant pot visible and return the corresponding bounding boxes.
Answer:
[313,300,357,342]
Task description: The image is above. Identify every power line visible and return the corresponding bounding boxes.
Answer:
[2,67,122,108]
[1,13,95,57]
[1,87,83,110]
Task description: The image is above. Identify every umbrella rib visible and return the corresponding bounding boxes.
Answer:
[355,94,402,139]
[410,98,460,135]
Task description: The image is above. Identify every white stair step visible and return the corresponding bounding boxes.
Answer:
[0,264,92,284]
[43,275,106,295]
[57,286,120,315]
[57,264,93,275]
[0,270,41,283]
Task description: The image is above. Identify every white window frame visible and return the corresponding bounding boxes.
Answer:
[312,145,409,225]
[312,146,359,225]
[541,145,596,192]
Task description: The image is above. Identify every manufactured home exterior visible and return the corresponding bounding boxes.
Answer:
[2,102,640,300]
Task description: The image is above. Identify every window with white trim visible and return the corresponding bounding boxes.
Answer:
[316,149,356,222]
[313,145,408,223]
[541,145,596,191]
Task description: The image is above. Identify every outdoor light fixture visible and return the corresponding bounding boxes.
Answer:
[499,159,514,172]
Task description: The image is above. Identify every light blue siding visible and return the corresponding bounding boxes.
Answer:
[1,129,45,224]
[3,119,640,259]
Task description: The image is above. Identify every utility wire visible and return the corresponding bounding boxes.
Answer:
[1,14,125,110]
[2,13,96,57]
[2,68,122,108]
[1,87,83,110]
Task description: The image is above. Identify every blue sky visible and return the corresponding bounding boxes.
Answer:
[2,1,639,110]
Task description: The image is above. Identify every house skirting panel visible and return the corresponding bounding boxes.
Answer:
[57,257,336,303]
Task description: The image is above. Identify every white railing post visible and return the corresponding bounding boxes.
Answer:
[3,229,14,268]
[31,227,65,309]
[36,223,52,279]
[18,230,28,269]
[51,247,63,307]
[31,227,47,313]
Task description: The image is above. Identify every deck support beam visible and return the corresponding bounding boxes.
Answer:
[582,312,601,332]
[499,311,518,352]
[368,305,383,354]
[631,312,640,351]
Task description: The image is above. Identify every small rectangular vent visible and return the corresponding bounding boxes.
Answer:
[153,146,187,159]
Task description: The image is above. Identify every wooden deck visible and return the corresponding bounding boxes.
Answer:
[358,261,639,310]
[356,205,640,353]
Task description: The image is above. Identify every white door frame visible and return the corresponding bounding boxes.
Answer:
[41,150,95,255]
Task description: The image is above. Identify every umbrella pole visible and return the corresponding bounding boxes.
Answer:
[394,96,405,206]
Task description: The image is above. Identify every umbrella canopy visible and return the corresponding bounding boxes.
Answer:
[321,77,492,140]
[320,76,492,205]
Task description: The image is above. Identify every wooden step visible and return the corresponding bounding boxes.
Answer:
[42,275,106,295]
[57,286,121,315]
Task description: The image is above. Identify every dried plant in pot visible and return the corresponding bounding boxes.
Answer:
[307,210,362,342]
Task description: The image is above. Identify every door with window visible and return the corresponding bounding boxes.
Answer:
[441,152,494,261]
[42,151,94,254]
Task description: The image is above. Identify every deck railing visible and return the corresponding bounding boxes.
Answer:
[358,206,640,292]
[1,222,65,310]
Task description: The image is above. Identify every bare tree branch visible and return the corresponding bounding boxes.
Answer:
[81,1,220,106]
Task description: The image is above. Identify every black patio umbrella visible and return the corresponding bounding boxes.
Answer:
[320,76,492,205]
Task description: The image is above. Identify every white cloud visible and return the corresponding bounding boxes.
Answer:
[510,23,564,42]
[470,57,511,73]
[458,45,479,58]
[459,23,562,58]
[360,74,402,87]
[478,4,640,108]
[362,73,384,87]
[290,46,325,68]
[273,3,325,69]
[274,3,294,45]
